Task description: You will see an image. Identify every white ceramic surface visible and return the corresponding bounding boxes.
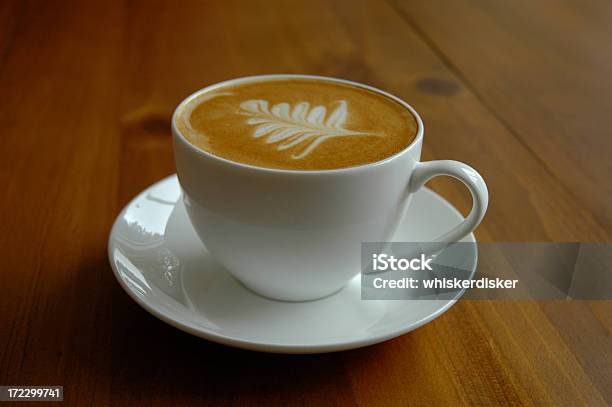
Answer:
[108,175,477,354]
[173,74,488,301]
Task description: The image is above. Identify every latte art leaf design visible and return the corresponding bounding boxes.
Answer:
[239,99,379,159]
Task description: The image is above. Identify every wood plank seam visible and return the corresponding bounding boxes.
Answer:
[385,0,610,237]
[0,0,26,75]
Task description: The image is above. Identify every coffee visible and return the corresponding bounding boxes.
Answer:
[175,77,418,170]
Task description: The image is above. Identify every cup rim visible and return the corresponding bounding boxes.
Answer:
[171,74,424,175]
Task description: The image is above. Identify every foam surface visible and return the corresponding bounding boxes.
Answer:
[176,78,418,170]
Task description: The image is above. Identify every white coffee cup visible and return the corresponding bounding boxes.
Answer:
[172,74,488,301]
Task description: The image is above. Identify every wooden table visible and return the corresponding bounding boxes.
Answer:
[1,0,610,405]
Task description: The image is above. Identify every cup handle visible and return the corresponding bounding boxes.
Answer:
[407,160,488,252]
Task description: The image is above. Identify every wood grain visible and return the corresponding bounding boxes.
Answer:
[391,0,612,232]
[0,0,122,404]
[0,0,610,405]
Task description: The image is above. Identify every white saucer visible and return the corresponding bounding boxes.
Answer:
[108,175,477,353]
